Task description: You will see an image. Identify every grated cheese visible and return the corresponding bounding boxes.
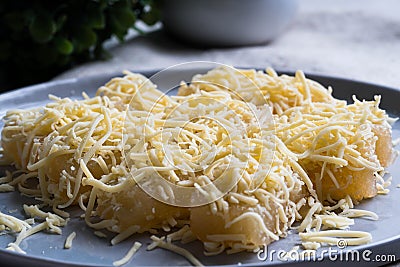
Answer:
[0,67,397,264]
[0,184,14,192]
[94,231,107,238]
[113,241,142,267]
[299,230,372,246]
[64,231,76,249]
[147,236,203,266]
[302,241,321,250]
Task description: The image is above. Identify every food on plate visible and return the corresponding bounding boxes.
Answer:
[0,66,396,266]
[181,67,395,202]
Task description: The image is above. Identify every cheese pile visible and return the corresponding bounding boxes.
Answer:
[0,66,396,265]
[183,67,395,202]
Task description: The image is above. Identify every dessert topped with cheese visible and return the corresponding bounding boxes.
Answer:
[0,67,396,265]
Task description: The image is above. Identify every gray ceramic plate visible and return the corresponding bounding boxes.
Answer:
[0,69,399,267]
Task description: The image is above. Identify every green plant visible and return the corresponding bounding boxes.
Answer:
[0,0,160,90]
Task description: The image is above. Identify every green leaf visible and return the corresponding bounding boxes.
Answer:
[74,27,97,50]
[139,0,153,6]
[109,16,127,41]
[29,14,57,43]
[111,7,136,28]
[54,37,74,55]
[140,9,160,26]
[55,15,67,31]
[88,8,105,29]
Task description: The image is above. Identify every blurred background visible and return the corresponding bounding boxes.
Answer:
[0,0,399,91]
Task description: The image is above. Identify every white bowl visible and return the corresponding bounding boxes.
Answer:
[161,0,298,47]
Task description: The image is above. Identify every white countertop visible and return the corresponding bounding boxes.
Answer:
[55,0,400,90]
